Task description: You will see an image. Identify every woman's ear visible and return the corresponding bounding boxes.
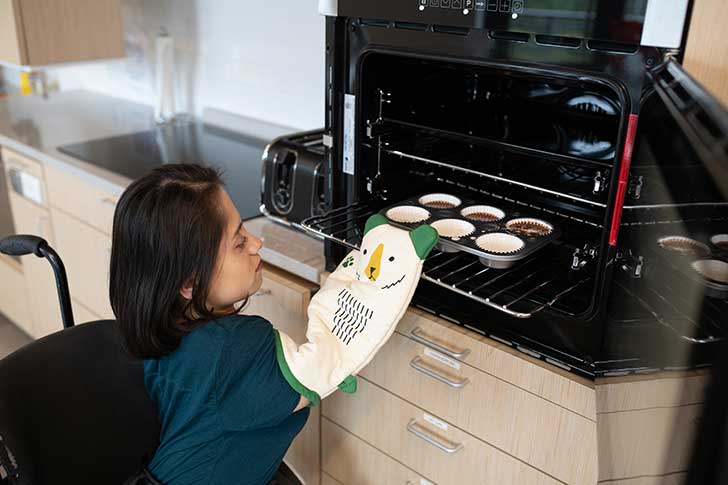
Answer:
[179,277,194,300]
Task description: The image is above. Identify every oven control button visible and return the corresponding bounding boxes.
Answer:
[464,0,474,9]
[487,0,498,11]
[452,0,463,8]
[474,0,485,9]
[512,0,524,13]
[499,0,511,12]
[429,0,440,6]
[419,0,428,6]
[441,0,451,7]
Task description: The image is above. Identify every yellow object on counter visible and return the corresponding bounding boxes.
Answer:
[19,71,32,96]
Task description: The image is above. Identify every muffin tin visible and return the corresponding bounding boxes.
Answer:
[656,233,728,299]
[381,193,561,268]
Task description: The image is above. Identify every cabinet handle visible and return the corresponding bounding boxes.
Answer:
[100,197,117,206]
[406,419,463,454]
[410,356,469,389]
[410,327,470,360]
[252,288,272,297]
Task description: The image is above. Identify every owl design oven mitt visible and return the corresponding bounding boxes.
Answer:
[273,214,438,405]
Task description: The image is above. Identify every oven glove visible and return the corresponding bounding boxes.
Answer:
[273,214,438,406]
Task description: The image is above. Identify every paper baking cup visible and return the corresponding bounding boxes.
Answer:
[385,205,431,224]
[460,205,505,222]
[506,218,554,237]
[476,233,525,254]
[658,236,710,258]
[418,193,462,209]
[691,259,728,284]
[710,234,728,251]
[431,219,475,239]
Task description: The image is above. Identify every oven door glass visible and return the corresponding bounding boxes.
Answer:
[606,59,728,374]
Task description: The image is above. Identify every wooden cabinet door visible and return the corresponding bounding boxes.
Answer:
[242,264,320,485]
[0,0,24,65]
[51,207,114,319]
[8,191,62,338]
[0,0,124,66]
[0,256,31,331]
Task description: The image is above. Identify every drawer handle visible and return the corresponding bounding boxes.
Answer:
[410,356,469,389]
[100,197,117,206]
[406,419,463,454]
[252,289,272,297]
[410,327,470,360]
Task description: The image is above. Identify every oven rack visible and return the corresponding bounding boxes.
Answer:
[614,281,724,345]
[372,121,611,210]
[301,201,594,319]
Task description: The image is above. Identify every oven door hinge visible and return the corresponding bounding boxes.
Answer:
[571,244,598,271]
[628,175,644,200]
[616,249,644,278]
[592,170,609,194]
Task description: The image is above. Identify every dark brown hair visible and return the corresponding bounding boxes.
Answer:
[109,163,240,359]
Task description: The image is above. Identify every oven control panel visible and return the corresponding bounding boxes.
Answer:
[417,0,524,16]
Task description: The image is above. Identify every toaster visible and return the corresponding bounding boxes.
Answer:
[261,129,327,226]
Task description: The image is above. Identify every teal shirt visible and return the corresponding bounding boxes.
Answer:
[144,314,309,485]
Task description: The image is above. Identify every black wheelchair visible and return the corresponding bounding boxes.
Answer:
[0,235,301,485]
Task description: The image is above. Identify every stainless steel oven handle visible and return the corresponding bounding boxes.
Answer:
[406,419,463,454]
[410,326,470,359]
[410,356,469,389]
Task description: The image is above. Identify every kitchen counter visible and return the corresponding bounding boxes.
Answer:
[0,90,325,283]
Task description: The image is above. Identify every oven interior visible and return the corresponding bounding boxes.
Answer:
[307,52,728,375]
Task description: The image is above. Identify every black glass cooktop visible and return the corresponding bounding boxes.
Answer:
[58,122,268,220]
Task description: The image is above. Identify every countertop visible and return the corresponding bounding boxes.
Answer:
[0,90,325,284]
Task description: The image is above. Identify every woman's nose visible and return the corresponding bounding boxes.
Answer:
[249,235,264,254]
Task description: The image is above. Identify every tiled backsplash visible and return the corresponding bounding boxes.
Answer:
[46,0,325,131]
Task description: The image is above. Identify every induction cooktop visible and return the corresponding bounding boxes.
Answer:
[58,122,268,220]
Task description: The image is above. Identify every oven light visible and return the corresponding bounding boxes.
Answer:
[419,4,425,10]
[512,12,519,19]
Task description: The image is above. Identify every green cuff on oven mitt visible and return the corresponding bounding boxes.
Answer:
[274,214,438,406]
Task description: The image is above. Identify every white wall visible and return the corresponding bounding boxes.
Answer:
[47,0,326,131]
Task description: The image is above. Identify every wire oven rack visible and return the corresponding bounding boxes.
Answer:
[300,201,593,319]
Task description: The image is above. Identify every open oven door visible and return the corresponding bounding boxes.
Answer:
[619,59,728,483]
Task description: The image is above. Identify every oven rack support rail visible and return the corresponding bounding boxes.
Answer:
[300,201,592,319]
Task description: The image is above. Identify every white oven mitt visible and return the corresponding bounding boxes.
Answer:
[273,214,438,405]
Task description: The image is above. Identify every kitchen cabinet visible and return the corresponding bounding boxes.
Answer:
[0,256,30,331]
[0,0,124,66]
[684,0,728,107]
[1,147,60,338]
[50,206,114,319]
[243,264,321,485]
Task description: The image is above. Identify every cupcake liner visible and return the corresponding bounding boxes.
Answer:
[691,259,728,284]
[506,218,554,237]
[658,236,710,258]
[385,205,431,224]
[431,219,475,239]
[710,234,728,252]
[418,193,462,209]
[460,205,505,222]
[476,233,525,254]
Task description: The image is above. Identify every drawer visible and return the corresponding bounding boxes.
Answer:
[45,163,118,235]
[398,308,596,419]
[2,147,48,206]
[597,404,701,481]
[322,418,435,485]
[51,207,114,319]
[243,264,315,344]
[361,332,597,484]
[323,377,560,485]
[0,257,31,332]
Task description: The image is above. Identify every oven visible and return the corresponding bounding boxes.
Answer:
[303,0,728,378]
